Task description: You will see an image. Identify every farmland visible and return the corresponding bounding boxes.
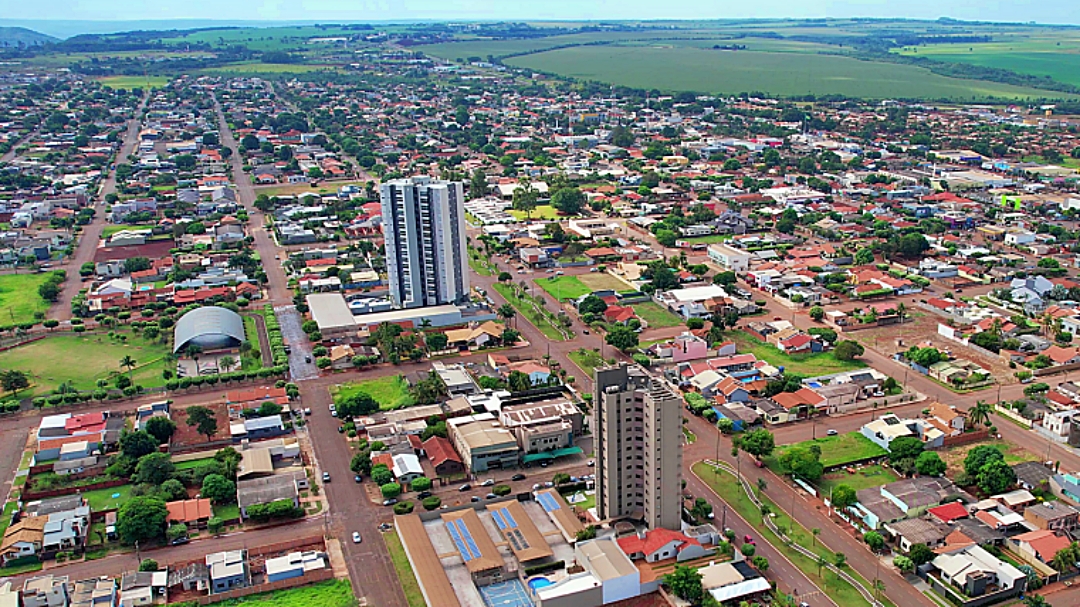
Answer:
[202,62,343,74]
[896,37,1080,88]
[95,75,172,89]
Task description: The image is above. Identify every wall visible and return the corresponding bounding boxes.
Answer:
[939,430,992,449]
[925,573,1024,607]
[22,478,127,501]
[196,569,334,605]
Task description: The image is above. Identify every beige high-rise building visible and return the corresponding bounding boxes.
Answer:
[593,364,682,531]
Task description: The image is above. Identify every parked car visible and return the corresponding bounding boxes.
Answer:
[511,474,526,481]
[744,535,755,544]
[337,426,345,433]
[471,496,481,503]
[303,408,312,416]
[322,472,330,482]
[481,479,495,487]
[459,484,471,492]
[486,493,497,499]
[170,537,190,546]
[383,498,398,506]
[378,523,392,532]
[587,460,595,467]
[826,429,838,436]
[417,491,432,499]
[354,475,362,483]
[352,532,362,544]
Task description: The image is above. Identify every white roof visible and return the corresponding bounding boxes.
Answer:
[536,573,601,601]
[664,284,728,303]
[392,453,424,477]
[708,578,772,603]
[690,370,723,390]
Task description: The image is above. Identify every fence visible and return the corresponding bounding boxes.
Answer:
[994,404,1033,428]
[196,569,335,605]
[925,573,1023,607]
[22,478,127,501]
[939,430,992,449]
[700,460,885,607]
[1034,361,1080,377]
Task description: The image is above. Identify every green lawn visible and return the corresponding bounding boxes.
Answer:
[213,503,240,521]
[568,348,609,378]
[203,62,342,74]
[96,75,172,89]
[0,331,171,392]
[0,502,17,537]
[213,580,356,607]
[768,433,887,471]
[0,273,55,325]
[534,275,592,301]
[728,331,867,375]
[174,457,216,471]
[242,315,263,371]
[384,530,427,607]
[467,246,495,277]
[508,204,561,220]
[568,490,595,511]
[578,272,637,293]
[632,302,684,329]
[333,376,416,410]
[680,234,733,245]
[101,224,150,238]
[693,462,893,607]
[818,464,899,494]
[492,283,570,341]
[81,484,133,512]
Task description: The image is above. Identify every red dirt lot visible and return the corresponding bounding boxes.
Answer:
[172,401,230,449]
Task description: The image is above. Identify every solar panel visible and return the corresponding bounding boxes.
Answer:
[538,492,561,512]
[447,519,474,562]
[492,510,507,530]
[501,508,518,528]
[454,519,481,560]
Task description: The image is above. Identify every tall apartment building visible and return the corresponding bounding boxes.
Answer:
[593,364,682,531]
[379,177,469,309]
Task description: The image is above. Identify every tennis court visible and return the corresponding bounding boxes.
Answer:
[478,579,533,607]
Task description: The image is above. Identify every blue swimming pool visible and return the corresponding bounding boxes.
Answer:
[527,577,553,591]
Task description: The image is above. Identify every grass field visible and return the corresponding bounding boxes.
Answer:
[939,440,1034,477]
[493,283,570,341]
[96,75,172,89]
[693,463,892,607]
[896,38,1080,88]
[680,234,733,245]
[384,530,426,607]
[534,275,592,301]
[508,204,562,220]
[0,331,171,392]
[213,503,240,521]
[161,25,370,51]
[174,457,216,471]
[81,484,133,512]
[242,316,263,371]
[568,348,610,378]
[632,302,684,329]
[577,272,636,293]
[332,376,416,411]
[256,180,366,199]
[101,224,151,238]
[768,432,888,470]
[213,580,356,607]
[0,273,55,325]
[728,331,867,375]
[203,62,341,74]
[818,464,899,494]
[505,44,1073,100]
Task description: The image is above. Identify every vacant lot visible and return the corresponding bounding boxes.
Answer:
[728,331,866,375]
[212,579,356,607]
[578,272,636,293]
[81,484,133,512]
[768,432,887,470]
[0,331,170,392]
[534,275,591,301]
[818,464,899,494]
[632,302,683,329]
[940,440,1035,477]
[173,403,230,448]
[568,348,611,378]
[505,45,1072,100]
[255,179,367,199]
[507,204,561,220]
[333,376,415,411]
[0,273,55,325]
[96,75,172,89]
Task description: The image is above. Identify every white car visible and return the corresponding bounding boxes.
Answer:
[352,531,362,544]
[481,479,495,487]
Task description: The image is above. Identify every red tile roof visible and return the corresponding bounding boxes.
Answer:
[617,528,701,558]
[422,436,461,467]
[166,499,212,523]
[928,502,969,524]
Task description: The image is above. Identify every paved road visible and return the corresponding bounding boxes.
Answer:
[0,127,41,164]
[52,95,148,321]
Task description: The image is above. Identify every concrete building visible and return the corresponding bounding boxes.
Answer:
[23,575,69,607]
[707,243,752,273]
[380,177,469,309]
[206,550,248,594]
[305,293,358,340]
[264,551,327,583]
[447,417,519,473]
[594,364,682,530]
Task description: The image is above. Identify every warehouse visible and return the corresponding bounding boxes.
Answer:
[173,306,245,354]
[305,293,358,340]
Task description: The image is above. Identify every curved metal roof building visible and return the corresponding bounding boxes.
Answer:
[173,306,245,354]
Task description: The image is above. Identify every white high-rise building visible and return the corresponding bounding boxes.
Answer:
[379,177,469,309]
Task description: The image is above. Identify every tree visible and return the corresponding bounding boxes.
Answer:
[497,303,516,326]
[350,452,372,476]
[1024,596,1048,607]
[117,496,168,544]
[691,498,713,520]
[888,436,925,463]
[977,458,1017,495]
[551,187,585,215]
[778,446,824,481]
[185,406,218,442]
[606,325,639,352]
[410,477,432,492]
[809,306,824,321]
[915,451,947,476]
[422,496,442,511]
[218,355,237,373]
[470,169,488,199]
[120,430,158,459]
[864,531,886,552]
[751,556,770,571]
[738,428,775,458]
[511,179,539,219]
[576,525,598,541]
[381,483,402,499]
[214,447,242,480]
[831,484,857,510]
[893,555,914,573]
[134,452,175,485]
[160,479,188,501]
[665,565,704,604]
[898,233,929,257]
[833,340,865,361]
[0,370,29,397]
[906,346,945,368]
[167,523,188,542]
[579,295,608,316]
[854,247,875,265]
[337,392,378,418]
[202,474,237,504]
[139,559,159,572]
[144,417,176,444]
[713,270,736,286]
[834,552,846,568]
[964,445,1005,478]
[38,282,60,302]
[371,465,393,486]
[969,400,992,428]
[908,543,935,566]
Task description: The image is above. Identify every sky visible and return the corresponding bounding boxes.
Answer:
[2,0,1078,27]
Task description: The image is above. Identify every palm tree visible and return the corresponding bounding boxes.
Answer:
[816,553,828,577]
[218,355,236,373]
[811,528,821,547]
[970,400,992,427]
[1051,548,1073,574]
[896,301,907,322]
[497,303,516,327]
[1024,595,1049,607]
[873,579,886,600]
[119,355,137,382]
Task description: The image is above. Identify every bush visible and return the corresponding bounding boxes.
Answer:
[393,501,414,515]
[410,477,432,492]
[492,484,512,497]
[381,483,402,499]
[524,561,565,577]
[422,496,442,510]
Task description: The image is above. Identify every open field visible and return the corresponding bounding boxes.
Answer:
[896,37,1080,88]
[568,348,610,378]
[534,275,591,301]
[212,579,356,607]
[332,376,415,411]
[81,484,133,512]
[0,273,55,325]
[728,331,867,375]
[0,331,171,392]
[159,25,372,51]
[632,302,683,329]
[817,464,900,494]
[493,283,570,341]
[255,180,366,199]
[939,440,1035,477]
[203,62,342,74]
[768,432,888,470]
[505,44,1075,100]
[693,462,893,607]
[577,272,636,293]
[384,529,426,607]
[95,75,172,89]
[508,204,561,220]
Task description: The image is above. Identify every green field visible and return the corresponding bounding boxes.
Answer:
[728,332,866,375]
[213,580,356,607]
[384,530,426,607]
[213,503,240,521]
[95,75,172,89]
[534,275,592,301]
[0,273,56,325]
[493,283,571,341]
[818,464,900,494]
[174,457,216,471]
[242,316,263,371]
[577,272,636,293]
[202,62,342,74]
[505,44,1073,99]
[632,302,684,329]
[568,348,609,378]
[332,376,416,411]
[508,204,562,220]
[0,331,171,392]
[160,25,371,51]
[768,432,887,471]
[897,38,1080,88]
[81,484,133,512]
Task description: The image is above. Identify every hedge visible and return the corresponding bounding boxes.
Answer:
[524,560,564,577]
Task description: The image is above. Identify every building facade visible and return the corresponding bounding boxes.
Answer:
[594,364,682,530]
[380,177,469,309]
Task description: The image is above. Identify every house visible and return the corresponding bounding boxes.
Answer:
[850,476,970,530]
[264,551,327,583]
[206,550,249,593]
[228,415,285,441]
[707,243,752,272]
[421,436,465,477]
[1010,529,1072,565]
[22,575,70,607]
[165,499,213,528]
[646,332,710,363]
[71,578,116,607]
[42,506,90,554]
[861,414,946,451]
[236,471,304,519]
[1013,461,1054,491]
[1024,502,1079,532]
[119,571,168,607]
[328,344,355,370]
[931,544,1025,599]
[391,453,425,484]
[883,517,951,552]
[616,528,713,563]
[0,516,45,563]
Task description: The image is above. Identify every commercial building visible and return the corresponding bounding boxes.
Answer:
[593,364,682,530]
[264,551,327,583]
[447,417,519,473]
[305,293,358,340]
[172,306,245,354]
[380,177,469,309]
[707,243,752,272]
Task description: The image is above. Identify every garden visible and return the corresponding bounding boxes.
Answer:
[631,302,684,329]
[332,376,416,411]
[728,331,868,375]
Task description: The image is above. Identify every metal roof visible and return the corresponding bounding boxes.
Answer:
[173,306,245,354]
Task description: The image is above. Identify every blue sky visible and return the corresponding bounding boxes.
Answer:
[4,0,1077,27]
